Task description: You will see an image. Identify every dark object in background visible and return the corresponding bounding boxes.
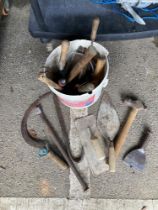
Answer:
[29,0,158,42]
[0,0,9,17]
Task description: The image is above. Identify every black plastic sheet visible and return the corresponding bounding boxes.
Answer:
[29,0,158,42]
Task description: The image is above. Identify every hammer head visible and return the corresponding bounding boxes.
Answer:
[123,97,146,110]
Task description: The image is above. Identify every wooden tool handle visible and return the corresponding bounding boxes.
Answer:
[78,83,95,93]
[59,40,70,71]
[109,141,116,172]
[93,58,106,77]
[38,73,62,90]
[115,108,139,157]
[91,17,100,42]
[48,151,69,170]
[68,46,97,83]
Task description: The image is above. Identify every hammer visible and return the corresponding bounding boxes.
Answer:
[115,97,146,157]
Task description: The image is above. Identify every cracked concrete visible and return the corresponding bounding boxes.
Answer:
[0,1,158,199]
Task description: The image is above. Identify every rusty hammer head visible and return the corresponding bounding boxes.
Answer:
[123,97,146,110]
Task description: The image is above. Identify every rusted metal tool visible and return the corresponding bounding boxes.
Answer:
[21,92,68,170]
[21,92,50,149]
[59,40,70,72]
[37,104,88,191]
[21,92,88,191]
[123,127,151,172]
[115,97,146,157]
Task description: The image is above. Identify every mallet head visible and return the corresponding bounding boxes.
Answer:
[123,98,146,110]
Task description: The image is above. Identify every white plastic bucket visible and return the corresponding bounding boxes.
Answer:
[45,40,109,109]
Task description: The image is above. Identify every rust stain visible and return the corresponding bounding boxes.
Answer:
[40,179,50,196]
[28,129,38,138]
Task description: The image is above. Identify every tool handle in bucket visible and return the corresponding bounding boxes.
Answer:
[59,40,70,71]
[38,73,62,90]
[93,58,106,77]
[91,17,100,43]
[68,46,97,83]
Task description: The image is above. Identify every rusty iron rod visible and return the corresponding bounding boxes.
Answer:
[37,104,88,191]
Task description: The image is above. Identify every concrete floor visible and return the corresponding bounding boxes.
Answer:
[0,198,157,210]
[0,1,158,199]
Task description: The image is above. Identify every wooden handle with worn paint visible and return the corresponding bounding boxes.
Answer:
[115,108,139,157]
[93,58,106,77]
[91,17,100,42]
[68,46,97,83]
[59,40,70,71]
[48,151,69,170]
[109,141,116,172]
[38,73,62,90]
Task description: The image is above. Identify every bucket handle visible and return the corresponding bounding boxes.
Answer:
[103,78,109,88]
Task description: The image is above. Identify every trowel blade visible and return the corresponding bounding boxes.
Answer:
[97,92,120,140]
[123,148,146,171]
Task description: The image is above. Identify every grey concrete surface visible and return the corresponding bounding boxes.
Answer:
[0,1,158,199]
[0,2,70,197]
[91,40,158,199]
[0,198,156,210]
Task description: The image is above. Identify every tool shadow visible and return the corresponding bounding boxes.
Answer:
[122,125,151,159]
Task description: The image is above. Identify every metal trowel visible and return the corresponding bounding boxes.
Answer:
[97,92,120,172]
[123,127,151,172]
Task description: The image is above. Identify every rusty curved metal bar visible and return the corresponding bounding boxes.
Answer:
[37,104,88,191]
[21,92,51,148]
[21,92,88,191]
